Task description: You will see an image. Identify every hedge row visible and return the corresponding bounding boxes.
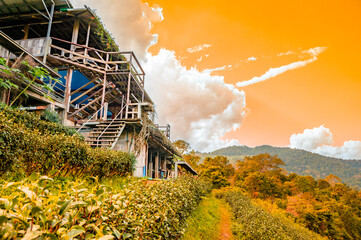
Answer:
[0,174,211,239]
[0,105,78,136]
[215,188,325,240]
[0,109,135,178]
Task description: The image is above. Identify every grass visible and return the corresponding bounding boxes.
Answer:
[182,194,223,240]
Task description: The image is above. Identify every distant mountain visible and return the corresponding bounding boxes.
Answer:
[205,145,361,189]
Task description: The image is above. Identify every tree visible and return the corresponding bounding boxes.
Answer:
[183,150,200,170]
[198,156,234,188]
[173,140,190,155]
[236,153,285,180]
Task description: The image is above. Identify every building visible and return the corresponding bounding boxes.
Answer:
[0,0,197,178]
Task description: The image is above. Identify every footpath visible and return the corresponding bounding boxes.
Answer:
[182,193,234,240]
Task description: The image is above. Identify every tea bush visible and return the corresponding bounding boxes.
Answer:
[0,174,211,239]
[215,188,325,240]
[0,108,135,178]
[0,105,77,136]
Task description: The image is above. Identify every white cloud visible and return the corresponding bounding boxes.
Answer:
[144,49,246,152]
[187,44,212,53]
[290,125,333,150]
[290,126,361,160]
[247,56,257,61]
[196,54,210,62]
[202,65,227,74]
[72,0,163,59]
[277,50,294,56]
[237,47,327,87]
[73,1,246,152]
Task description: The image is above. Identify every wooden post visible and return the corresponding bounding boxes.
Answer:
[155,150,159,178]
[125,55,132,118]
[63,68,73,120]
[70,18,80,56]
[23,24,29,40]
[100,74,107,120]
[103,102,108,120]
[149,151,153,178]
[174,162,178,178]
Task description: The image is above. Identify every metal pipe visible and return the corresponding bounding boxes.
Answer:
[43,1,55,64]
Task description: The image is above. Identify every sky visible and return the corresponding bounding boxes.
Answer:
[73,0,361,159]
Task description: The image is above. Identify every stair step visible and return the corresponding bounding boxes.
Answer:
[89,131,119,134]
[93,129,121,132]
[96,124,124,127]
[86,139,115,142]
[101,120,125,123]
[92,129,120,132]
[88,143,112,146]
[87,136,117,139]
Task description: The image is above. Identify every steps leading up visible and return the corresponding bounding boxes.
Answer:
[85,120,125,149]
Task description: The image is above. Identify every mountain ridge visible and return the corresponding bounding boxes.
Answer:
[204,145,361,188]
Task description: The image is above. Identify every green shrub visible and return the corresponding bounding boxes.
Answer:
[0,174,211,239]
[0,105,77,137]
[40,109,61,124]
[215,188,325,240]
[0,109,134,178]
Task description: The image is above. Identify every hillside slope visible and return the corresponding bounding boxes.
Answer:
[207,145,361,188]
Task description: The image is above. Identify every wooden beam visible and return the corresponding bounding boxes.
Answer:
[70,81,102,104]
[23,24,29,39]
[68,88,112,118]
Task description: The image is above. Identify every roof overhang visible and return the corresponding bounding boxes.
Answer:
[175,161,198,175]
[0,0,73,17]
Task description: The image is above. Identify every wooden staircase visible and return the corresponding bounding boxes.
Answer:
[85,120,126,149]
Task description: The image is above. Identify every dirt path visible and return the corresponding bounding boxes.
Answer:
[219,202,234,240]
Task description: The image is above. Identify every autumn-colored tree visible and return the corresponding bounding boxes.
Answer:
[242,171,284,199]
[325,174,342,186]
[173,139,190,155]
[198,156,234,188]
[236,153,285,179]
[183,150,200,170]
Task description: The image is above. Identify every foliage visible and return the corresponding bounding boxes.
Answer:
[0,175,211,239]
[0,108,134,178]
[0,58,58,105]
[209,145,361,189]
[0,105,78,137]
[215,188,325,240]
[181,195,222,240]
[40,109,61,124]
[233,153,361,239]
[183,151,201,171]
[199,156,234,189]
[174,140,191,155]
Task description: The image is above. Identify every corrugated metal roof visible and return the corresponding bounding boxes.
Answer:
[0,0,73,17]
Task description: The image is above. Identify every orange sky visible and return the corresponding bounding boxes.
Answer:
[146,0,361,147]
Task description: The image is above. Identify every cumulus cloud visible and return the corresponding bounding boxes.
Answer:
[290,126,361,160]
[73,0,246,151]
[144,49,246,152]
[236,47,327,87]
[72,0,163,58]
[247,56,257,61]
[187,44,212,53]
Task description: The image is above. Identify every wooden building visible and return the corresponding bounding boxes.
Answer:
[0,0,197,178]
